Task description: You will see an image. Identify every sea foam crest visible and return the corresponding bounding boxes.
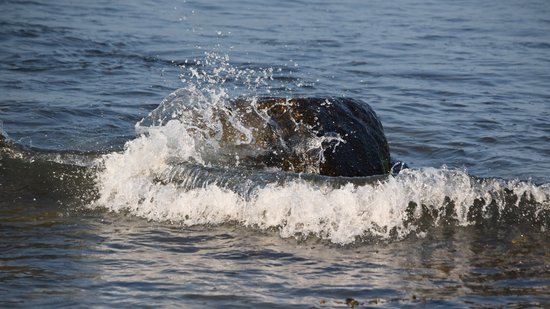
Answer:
[95,111,550,244]
[94,131,550,245]
[93,53,550,244]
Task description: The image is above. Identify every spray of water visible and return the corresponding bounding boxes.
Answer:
[92,52,550,244]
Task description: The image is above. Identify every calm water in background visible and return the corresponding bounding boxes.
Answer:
[1,0,549,307]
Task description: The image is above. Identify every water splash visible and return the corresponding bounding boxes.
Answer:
[91,53,550,244]
[136,57,350,174]
[94,142,550,244]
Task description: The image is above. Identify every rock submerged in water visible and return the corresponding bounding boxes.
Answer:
[219,97,392,177]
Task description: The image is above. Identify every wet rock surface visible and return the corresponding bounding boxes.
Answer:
[224,97,391,177]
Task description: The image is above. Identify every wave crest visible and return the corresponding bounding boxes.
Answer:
[94,127,550,244]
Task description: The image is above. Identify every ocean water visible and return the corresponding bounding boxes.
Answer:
[1,0,549,307]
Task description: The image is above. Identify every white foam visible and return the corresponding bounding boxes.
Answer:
[93,125,550,244]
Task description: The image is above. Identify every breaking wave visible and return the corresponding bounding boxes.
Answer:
[3,52,547,245]
[90,54,550,244]
[94,125,550,244]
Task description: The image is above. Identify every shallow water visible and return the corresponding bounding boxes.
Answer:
[1,0,549,307]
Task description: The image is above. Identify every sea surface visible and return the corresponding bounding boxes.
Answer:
[1,0,549,307]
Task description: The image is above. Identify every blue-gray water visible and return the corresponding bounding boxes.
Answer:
[1,0,549,307]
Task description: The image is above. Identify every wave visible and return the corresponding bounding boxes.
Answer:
[93,138,550,244]
[2,104,549,245]
[2,54,549,244]
[0,135,97,204]
[88,86,549,244]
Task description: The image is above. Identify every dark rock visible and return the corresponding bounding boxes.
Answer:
[222,97,391,177]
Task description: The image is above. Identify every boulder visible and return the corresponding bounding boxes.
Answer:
[220,97,391,177]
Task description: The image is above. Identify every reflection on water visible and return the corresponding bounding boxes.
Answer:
[1,195,548,307]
